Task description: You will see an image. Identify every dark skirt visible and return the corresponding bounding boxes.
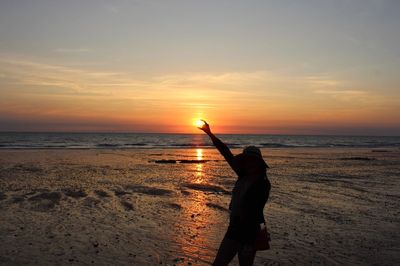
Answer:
[225,216,260,245]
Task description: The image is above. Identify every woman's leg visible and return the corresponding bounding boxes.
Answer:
[212,234,239,266]
[237,244,256,266]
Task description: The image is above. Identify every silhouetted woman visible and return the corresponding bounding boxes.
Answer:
[198,120,271,266]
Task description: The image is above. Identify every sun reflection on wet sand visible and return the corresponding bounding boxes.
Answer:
[194,149,204,183]
[196,148,203,161]
[176,190,213,264]
[194,163,204,183]
[170,148,227,265]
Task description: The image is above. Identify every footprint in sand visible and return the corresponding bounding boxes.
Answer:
[94,190,111,198]
[164,202,182,211]
[0,192,7,201]
[120,200,134,211]
[206,202,228,212]
[113,188,135,211]
[182,183,230,195]
[62,189,87,198]
[27,191,62,211]
[83,197,101,207]
[12,196,25,203]
[125,185,174,196]
[113,189,131,197]
[12,164,44,174]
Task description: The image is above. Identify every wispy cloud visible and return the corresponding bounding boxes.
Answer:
[0,55,279,101]
[313,88,369,102]
[0,54,374,107]
[304,76,340,87]
[54,48,92,53]
[313,89,366,96]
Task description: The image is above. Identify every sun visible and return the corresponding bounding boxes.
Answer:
[194,119,205,128]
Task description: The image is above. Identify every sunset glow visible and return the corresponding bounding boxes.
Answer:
[195,120,206,128]
[196,149,203,161]
[0,1,399,135]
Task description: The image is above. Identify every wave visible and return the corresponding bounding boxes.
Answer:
[96,143,120,147]
[260,143,294,148]
[125,143,147,146]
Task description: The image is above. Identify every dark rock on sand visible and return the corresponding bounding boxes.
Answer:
[182,183,230,194]
[153,160,177,164]
[125,185,174,196]
[152,159,213,164]
[340,157,376,161]
[179,160,209,163]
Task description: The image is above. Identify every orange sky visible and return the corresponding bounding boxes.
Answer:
[0,1,399,135]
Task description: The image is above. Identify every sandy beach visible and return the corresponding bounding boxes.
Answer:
[0,147,399,265]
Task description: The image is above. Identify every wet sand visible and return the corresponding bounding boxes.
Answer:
[0,148,399,265]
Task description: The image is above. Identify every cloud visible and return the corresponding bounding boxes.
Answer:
[0,53,383,110]
[54,48,92,53]
[313,89,366,96]
[312,88,378,104]
[0,54,371,112]
[0,55,276,101]
[0,55,133,94]
[304,76,340,87]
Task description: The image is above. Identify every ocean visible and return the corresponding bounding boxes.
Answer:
[0,132,399,149]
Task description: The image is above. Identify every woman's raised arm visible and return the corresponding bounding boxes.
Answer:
[198,120,238,175]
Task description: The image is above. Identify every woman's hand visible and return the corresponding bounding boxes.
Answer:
[198,120,212,135]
